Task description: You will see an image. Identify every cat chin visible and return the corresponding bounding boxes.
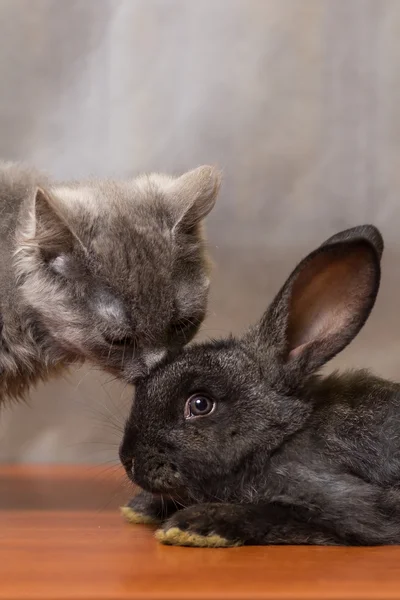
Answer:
[99,359,148,382]
[114,351,168,382]
[142,349,167,370]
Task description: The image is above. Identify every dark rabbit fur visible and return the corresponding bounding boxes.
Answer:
[120,225,400,548]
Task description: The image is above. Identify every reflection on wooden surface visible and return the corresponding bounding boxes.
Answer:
[1,466,400,600]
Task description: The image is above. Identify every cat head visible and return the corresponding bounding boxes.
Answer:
[15,166,221,378]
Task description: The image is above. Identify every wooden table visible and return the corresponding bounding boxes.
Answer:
[2,465,400,600]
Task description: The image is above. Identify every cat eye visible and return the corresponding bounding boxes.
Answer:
[169,317,201,342]
[47,254,73,279]
[184,394,215,419]
[47,253,88,281]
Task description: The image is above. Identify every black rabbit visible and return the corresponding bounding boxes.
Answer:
[120,225,400,547]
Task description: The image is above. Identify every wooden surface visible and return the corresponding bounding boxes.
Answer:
[2,467,400,599]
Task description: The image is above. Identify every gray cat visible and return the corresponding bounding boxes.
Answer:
[0,162,220,401]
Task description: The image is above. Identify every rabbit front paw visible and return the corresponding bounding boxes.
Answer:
[155,504,244,547]
[121,489,178,525]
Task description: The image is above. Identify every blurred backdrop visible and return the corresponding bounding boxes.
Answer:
[1,0,400,463]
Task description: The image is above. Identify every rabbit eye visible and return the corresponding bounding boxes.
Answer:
[184,394,215,419]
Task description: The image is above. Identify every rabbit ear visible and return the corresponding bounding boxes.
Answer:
[247,233,381,380]
[321,225,384,260]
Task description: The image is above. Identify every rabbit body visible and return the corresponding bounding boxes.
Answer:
[120,225,400,547]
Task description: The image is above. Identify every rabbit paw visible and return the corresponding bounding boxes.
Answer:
[121,490,178,525]
[121,506,160,525]
[155,504,243,547]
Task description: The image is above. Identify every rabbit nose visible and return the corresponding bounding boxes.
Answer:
[120,453,133,475]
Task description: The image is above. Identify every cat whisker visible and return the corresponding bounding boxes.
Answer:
[121,336,128,370]
[106,337,115,361]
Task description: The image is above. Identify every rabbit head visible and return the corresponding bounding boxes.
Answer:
[120,225,383,503]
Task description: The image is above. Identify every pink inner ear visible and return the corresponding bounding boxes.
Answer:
[288,344,307,360]
[287,247,374,358]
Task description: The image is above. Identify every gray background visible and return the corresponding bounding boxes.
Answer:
[1,0,399,463]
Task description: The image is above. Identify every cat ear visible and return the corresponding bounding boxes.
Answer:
[169,166,221,231]
[30,188,79,254]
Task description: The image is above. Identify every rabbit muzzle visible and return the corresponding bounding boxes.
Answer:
[129,445,184,494]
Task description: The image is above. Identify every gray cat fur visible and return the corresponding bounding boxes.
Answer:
[0,162,220,401]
